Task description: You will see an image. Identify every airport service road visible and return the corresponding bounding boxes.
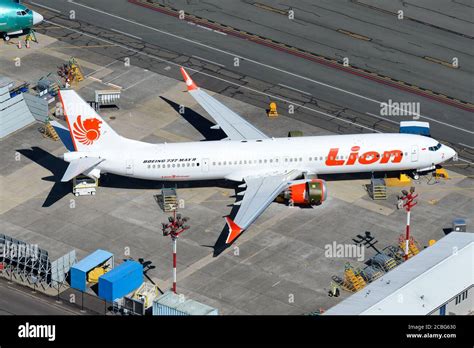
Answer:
[0,279,80,315]
[26,0,474,165]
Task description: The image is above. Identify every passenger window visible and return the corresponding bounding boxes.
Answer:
[147,165,151,169]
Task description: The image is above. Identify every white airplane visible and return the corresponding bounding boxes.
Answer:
[51,67,456,252]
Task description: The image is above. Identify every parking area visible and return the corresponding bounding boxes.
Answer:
[1,33,473,314]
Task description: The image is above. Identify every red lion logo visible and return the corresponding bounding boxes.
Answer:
[73,115,102,145]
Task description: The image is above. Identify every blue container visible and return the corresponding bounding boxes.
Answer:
[70,249,114,291]
[98,260,143,302]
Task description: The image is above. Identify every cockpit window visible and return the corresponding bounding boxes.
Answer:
[17,10,27,16]
[25,9,30,13]
[428,143,442,151]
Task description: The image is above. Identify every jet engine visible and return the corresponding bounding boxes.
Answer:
[281,179,327,206]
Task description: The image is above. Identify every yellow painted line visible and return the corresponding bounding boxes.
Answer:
[337,29,372,41]
[424,56,458,69]
[53,44,119,49]
[253,2,288,15]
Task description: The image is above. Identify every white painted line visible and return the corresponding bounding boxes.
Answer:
[67,1,472,135]
[110,28,142,40]
[272,281,281,287]
[457,157,474,164]
[85,60,120,78]
[45,19,474,165]
[88,76,102,82]
[192,55,225,67]
[365,112,401,125]
[104,68,134,83]
[29,1,61,13]
[459,143,474,150]
[123,75,153,91]
[278,83,311,96]
[106,82,122,90]
[214,30,227,36]
[196,24,213,32]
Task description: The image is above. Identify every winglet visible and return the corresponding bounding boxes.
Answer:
[225,217,243,244]
[180,67,198,91]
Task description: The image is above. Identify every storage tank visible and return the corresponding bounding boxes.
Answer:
[98,260,143,302]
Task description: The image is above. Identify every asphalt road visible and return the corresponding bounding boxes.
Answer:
[0,278,80,315]
[26,0,474,168]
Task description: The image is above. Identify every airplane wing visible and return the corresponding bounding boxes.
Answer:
[223,170,301,245]
[180,67,268,140]
[61,157,104,182]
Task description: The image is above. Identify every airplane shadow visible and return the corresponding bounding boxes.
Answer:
[17,147,70,207]
[160,96,227,141]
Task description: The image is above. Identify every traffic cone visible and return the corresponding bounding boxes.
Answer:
[17,40,22,49]
[25,40,30,49]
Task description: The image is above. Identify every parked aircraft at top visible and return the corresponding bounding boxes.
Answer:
[0,0,43,41]
[51,67,457,253]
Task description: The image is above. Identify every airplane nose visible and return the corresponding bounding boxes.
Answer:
[446,146,457,161]
[32,11,44,25]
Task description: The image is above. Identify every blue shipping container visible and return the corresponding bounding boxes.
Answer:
[70,249,114,292]
[98,260,143,302]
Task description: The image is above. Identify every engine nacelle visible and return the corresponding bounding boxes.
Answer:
[281,179,327,205]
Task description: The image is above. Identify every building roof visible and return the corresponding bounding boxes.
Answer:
[325,232,474,315]
[0,76,14,89]
[71,249,113,272]
[154,291,217,315]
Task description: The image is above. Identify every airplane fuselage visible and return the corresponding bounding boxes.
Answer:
[82,133,452,182]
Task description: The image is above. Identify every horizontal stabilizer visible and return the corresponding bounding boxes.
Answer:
[61,157,103,182]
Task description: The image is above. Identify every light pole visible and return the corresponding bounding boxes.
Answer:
[401,187,418,260]
[162,210,190,294]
